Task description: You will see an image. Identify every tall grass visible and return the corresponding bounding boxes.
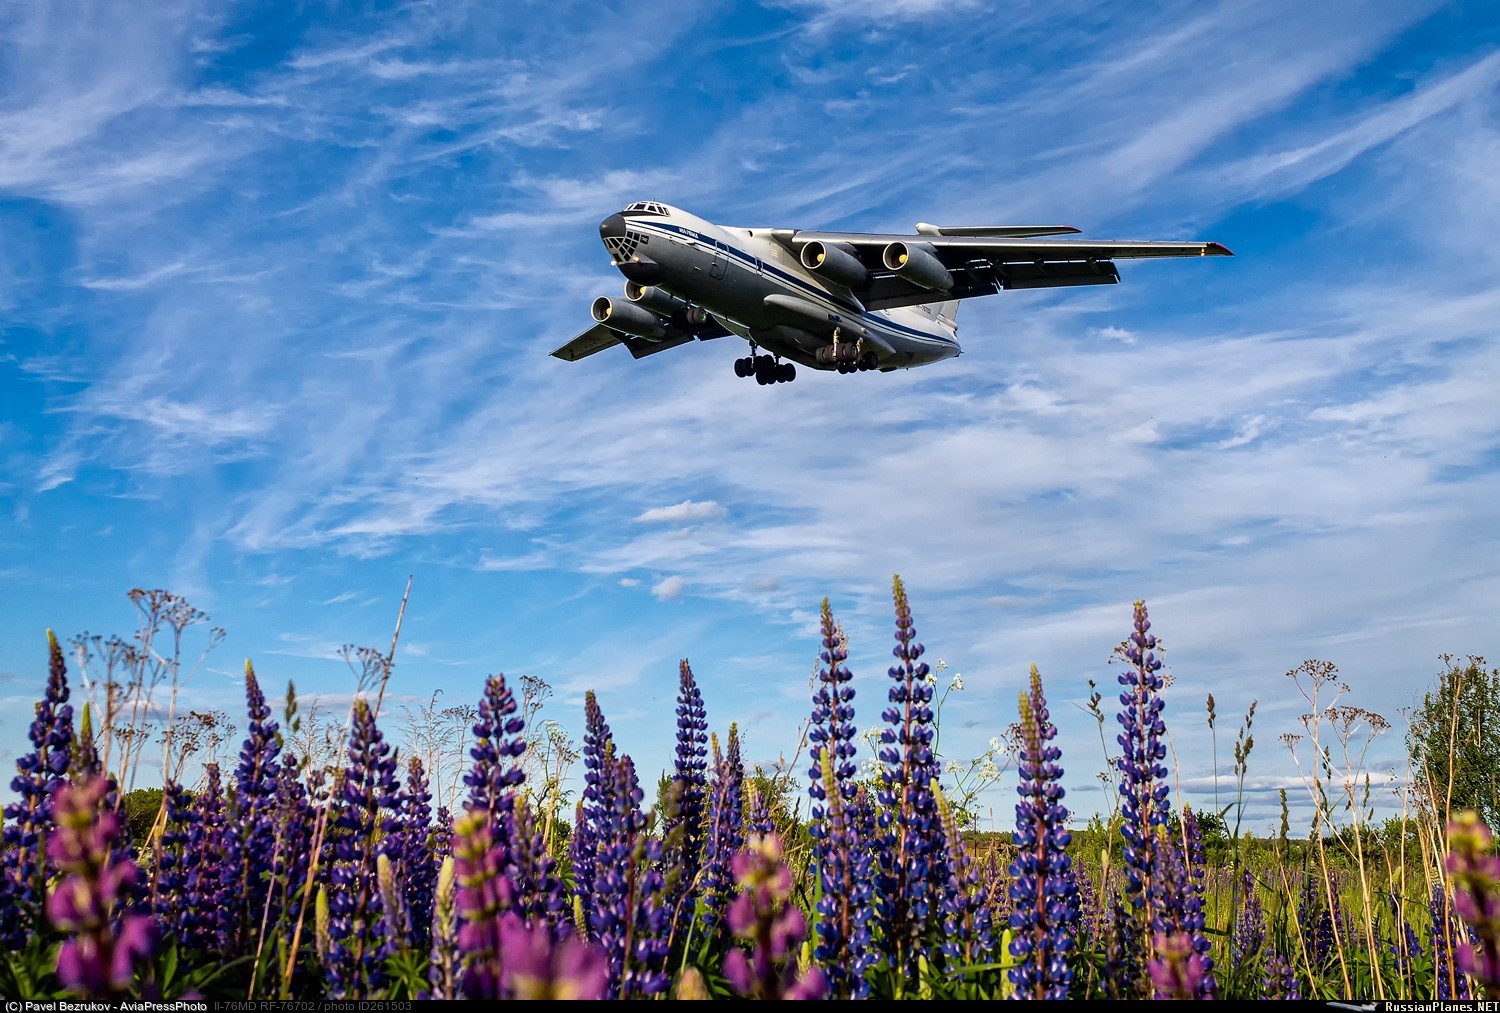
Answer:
[0,581,1495,1000]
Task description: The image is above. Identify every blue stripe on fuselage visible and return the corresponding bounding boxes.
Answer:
[624,219,958,349]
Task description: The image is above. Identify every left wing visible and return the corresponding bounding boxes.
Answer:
[775,228,1231,310]
[552,323,622,361]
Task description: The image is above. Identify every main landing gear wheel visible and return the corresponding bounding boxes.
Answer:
[740,353,795,384]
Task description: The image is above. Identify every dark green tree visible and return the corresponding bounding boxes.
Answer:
[1407,654,1500,827]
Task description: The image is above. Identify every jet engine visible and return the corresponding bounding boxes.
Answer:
[799,241,869,288]
[591,296,670,340]
[881,241,953,291]
[624,281,688,316]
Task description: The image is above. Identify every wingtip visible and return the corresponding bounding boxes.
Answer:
[1205,242,1233,257]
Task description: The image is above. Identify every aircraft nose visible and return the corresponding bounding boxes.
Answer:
[600,213,627,240]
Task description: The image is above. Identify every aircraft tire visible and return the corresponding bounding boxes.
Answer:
[734,357,750,378]
[862,351,879,370]
[780,363,796,382]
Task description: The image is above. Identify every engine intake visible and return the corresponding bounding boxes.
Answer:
[882,241,953,291]
[799,241,869,288]
[591,296,670,341]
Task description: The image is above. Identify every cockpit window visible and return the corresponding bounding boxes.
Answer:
[624,201,669,216]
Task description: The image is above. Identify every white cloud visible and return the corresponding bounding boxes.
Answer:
[651,575,685,601]
[634,499,727,524]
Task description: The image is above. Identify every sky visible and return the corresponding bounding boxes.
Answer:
[3,0,1499,834]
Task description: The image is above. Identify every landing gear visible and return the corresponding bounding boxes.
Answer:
[735,353,795,384]
[817,331,880,374]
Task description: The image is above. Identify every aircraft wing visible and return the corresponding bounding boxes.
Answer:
[777,229,1232,311]
[552,323,622,361]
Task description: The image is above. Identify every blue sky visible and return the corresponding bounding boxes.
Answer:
[3,0,1499,832]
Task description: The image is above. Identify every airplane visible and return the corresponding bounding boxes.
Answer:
[552,201,1231,384]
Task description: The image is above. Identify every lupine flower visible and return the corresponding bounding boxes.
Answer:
[1232,868,1265,965]
[465,673,528,835]
[326,698,399,998]
[1007,664,1079,999]
[228,662,282,950]
[46,777,157,997]
[935,780,994,975]
[1262,950,1300,999]
[701,725,747,938]
[807,598,875,999]
[452,807,511,999]
[1385,890,1421,976]
[1157,808,1216,997]
[151,780,197,920]
[723,834,827,1001]
[3,629,75,946]
[570,691,614,926]
[270,753,314,943]
[433,806,454,865]
[1148,930,1207,999]
[1447,811,1500,994]
[505,795,568,938]
[427,855,459,1000]
[661,659,710,935]
[391,755,437,953]
[1111,600,1173,995]
[498,911,610,1000]
[1433,884,1477,1000]
[589,752,670,998]
[181,763,231,952]
[875,575,945,984]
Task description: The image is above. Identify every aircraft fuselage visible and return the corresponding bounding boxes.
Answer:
[601,204,960,372]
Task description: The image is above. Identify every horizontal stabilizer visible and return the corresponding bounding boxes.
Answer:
[915,223,1082,238]
[552,323,621,362]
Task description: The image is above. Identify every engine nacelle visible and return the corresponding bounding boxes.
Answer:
[799,241,869,288]
[882,241,953,291]
[591,296,669,340]
[624,281,688,317]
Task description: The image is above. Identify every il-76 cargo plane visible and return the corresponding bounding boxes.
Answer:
[552,201,1230,385]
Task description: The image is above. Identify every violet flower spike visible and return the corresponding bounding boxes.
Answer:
[1447,811,1500,994]
[46,776,157,997]
[2,629,75,947]
[723,833,828,1001]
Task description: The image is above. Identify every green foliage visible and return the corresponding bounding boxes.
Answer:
[121,787,165,845]
[1407,654,1500,827]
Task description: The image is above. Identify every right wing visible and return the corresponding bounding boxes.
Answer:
[551,323,622,361]
[775,228,1231,310]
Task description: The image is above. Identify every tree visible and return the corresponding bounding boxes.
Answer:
[1407,654,1500,827]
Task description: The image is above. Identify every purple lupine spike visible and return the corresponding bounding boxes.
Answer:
[1447,812,1500,993]
[1148,930,1207,999]
[661,659,710,937]
[1296,867,1340,970]
[569,691,613,927]
[228,662,282,949]
[589,752,670,999]
[497,911,610,999]
[452,807,513,999]
[391,755,437,954]
[181,763,232,952]
[1385,889,1421,976]
[1433,884,1478,999]
[807,599,875,999]
[151,780,197,919]
[506,795,568,938]
[3,629,76,946]
[325,698,399,998]
[1110,600,1173,996]
[723,833,827,1000]
[700,725,747,939]
[269,750,314,978]
[433,806,454,864]
[1232,868,1265,965]
[1262,950,1300,999]
[1157,807,1217,997]
[46,776,157,997]
[935,780,994,976]
[1007,664,1080,999]
[875,575,946,984]
[464,674,528,835]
